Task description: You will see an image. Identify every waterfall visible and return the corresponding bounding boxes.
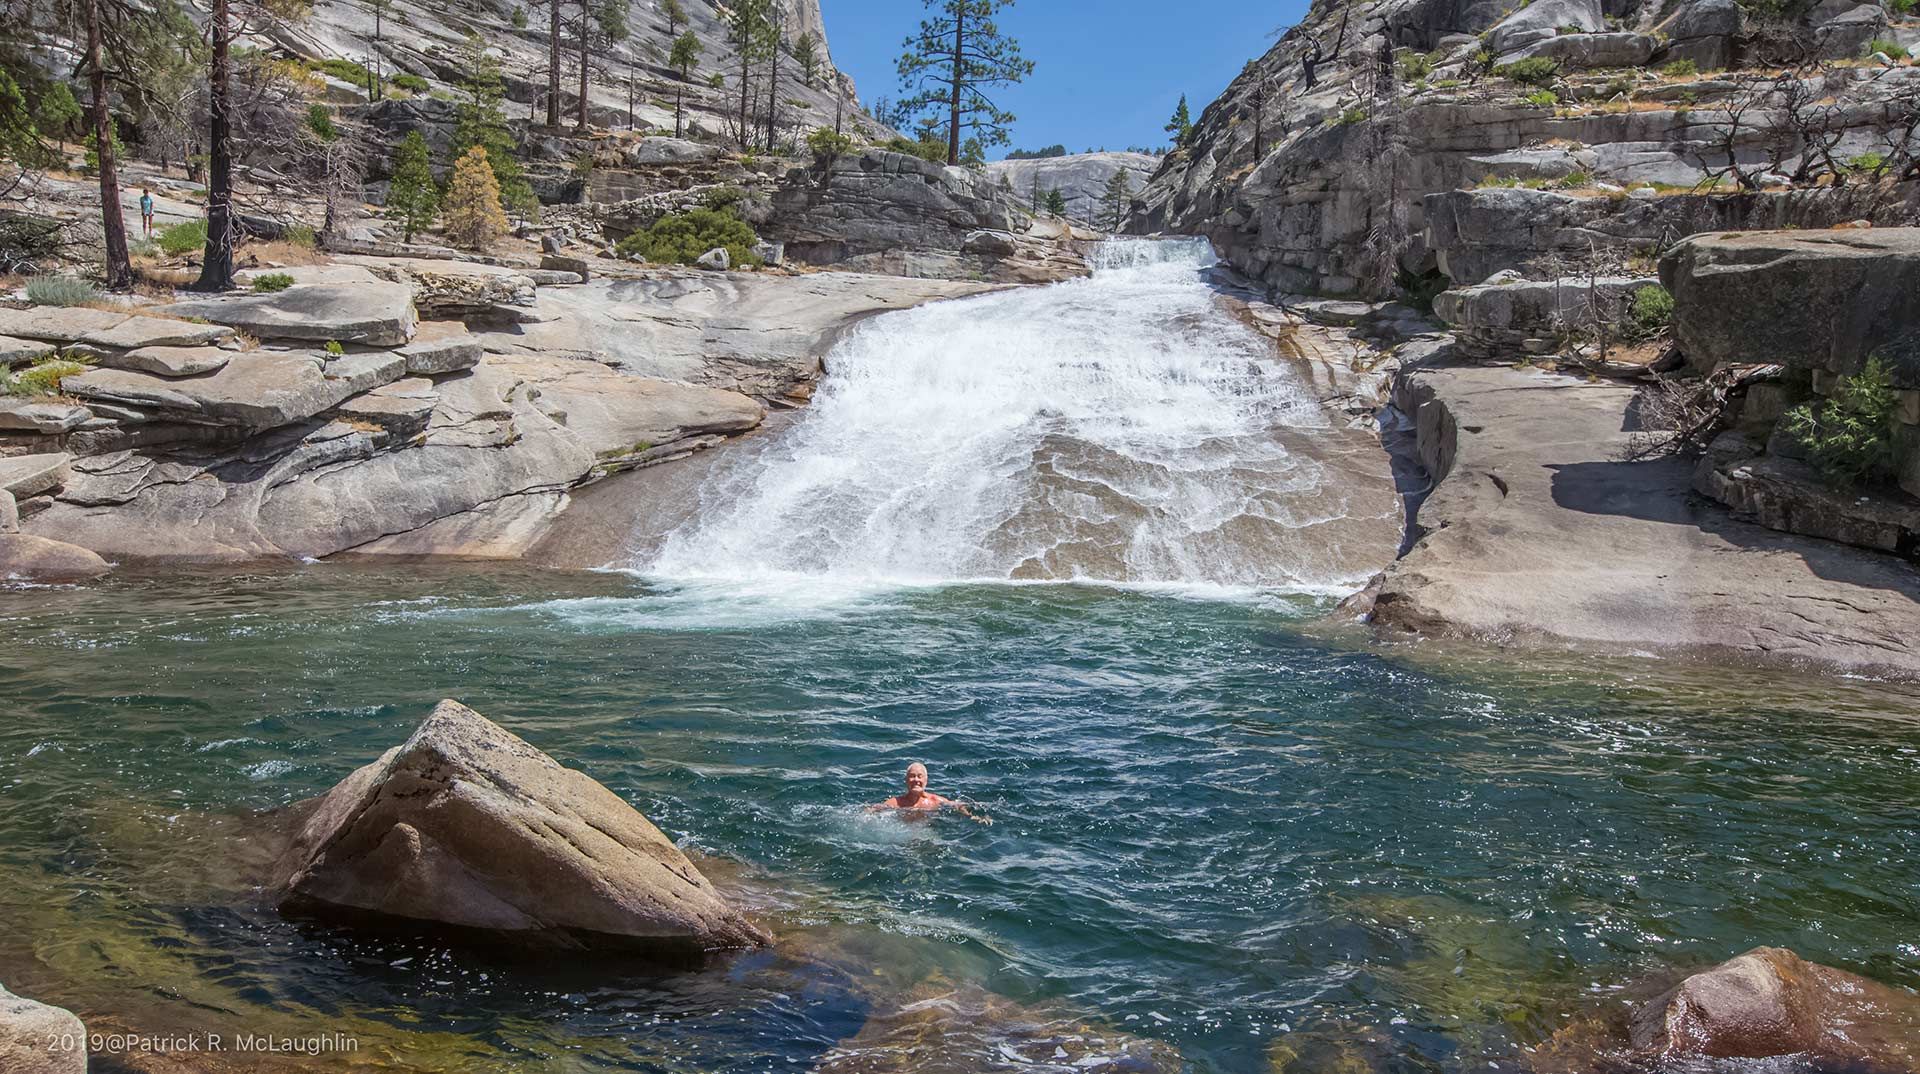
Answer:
[638,238,1393,593]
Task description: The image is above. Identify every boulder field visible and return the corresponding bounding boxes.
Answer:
[272,699,769,956]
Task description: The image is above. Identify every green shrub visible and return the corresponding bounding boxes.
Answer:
[510,5,527,27]
[1559,168,1593,187]
[306,103,337,141]
[308,57,373,84]
[324,340,345,355]
[613,207,762,267]
[1782,356,1899,486]
[806,126,855,160]
[1627,284,1674,334]
[1395,49,1436,81]
[1335,106,1368,125]
[881,135,946,162]
[156,219,207,256]
[390,73,430,93]
[1522,88,1559,107]
[285,224,317,248]
[1867,37,1910,58]
[24,275,100,306]
[1497,56,1562,86]
[1661,58,1699,77]
[698,185,748,212]
[252,272,295,292]
[1892,0,1917,15]
[1846,150,1888,175]
[8,357,89,396]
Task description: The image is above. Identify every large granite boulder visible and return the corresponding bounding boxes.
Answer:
[1661,228,1920,385]
[1629,947,1920,1068]
[766,149,1023,269]
[0,305,233,349]
[1654,0,1742,69]
[628,137,727,165]
[1507,31,1658,68]
[163,283,418,348]
[0,984,85,1074]
[272,699,770,956]
[0,534,110,581]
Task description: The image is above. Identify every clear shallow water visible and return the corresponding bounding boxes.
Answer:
[2,565,1917,1073]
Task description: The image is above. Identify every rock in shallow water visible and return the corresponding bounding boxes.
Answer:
[271,699,770,956]
[0,984,85,1074]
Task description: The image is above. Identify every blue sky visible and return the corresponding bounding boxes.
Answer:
[819,0,1307,158]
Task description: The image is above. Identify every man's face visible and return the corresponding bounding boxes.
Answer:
[904,764,928,794]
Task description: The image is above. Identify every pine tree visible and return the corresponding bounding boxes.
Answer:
[1100,168,1132,232]
[452,33,536,217]
[895,0,1033,165]
[576,0,629,131]
[794,31,819,87]
[443,145,508,249]
[670,30,702,139]
[386,131,438,242]
[1042,187,1065,215]
[1165,94,1192,148]
[661,0,684,34]
[725,0,775,149]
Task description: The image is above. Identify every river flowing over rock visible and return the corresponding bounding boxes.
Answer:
[631,239,1401,591]
[271,699,769,956]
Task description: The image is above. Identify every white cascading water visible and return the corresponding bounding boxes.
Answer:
[640,238,1392,593]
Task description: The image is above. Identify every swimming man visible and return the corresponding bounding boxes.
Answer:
[868,762,991,824]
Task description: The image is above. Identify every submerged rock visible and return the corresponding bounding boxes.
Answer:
[813,983,1182,1074]
[1629,947,1920,1068]
[0,984,85,1074]
[272,699,769,956]
[1535,947,1920,1072]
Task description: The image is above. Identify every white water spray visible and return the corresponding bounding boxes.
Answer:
[640,238,1392,592]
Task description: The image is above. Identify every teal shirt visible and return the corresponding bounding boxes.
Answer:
[139,193,152,214]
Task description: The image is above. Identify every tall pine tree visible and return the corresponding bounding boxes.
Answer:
[386,131,438,242]
[1100,168,1132,233]
[669,30,701,139]
[895,0,1032,166]
[452,33,535,218]
[725,0,774,150]
[1164,95,1192,148]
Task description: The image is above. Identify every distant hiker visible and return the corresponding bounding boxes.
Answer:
[868,762,991,824]
[139,189,155,237]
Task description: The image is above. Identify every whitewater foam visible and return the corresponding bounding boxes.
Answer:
[639,237,1386,593]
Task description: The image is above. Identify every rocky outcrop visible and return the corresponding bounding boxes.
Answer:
[337,256,540,321]
[1662,227,1920,384]
[272,698,769,956]
[984,151,1161,223]
[0,984,85,1074]
[1426,183,1914,288]
[163,283,418,348]
[766,149,1024,273]
[1432,271,1657,359]
[1129,0,1920,298]
[1357,361,1920,678]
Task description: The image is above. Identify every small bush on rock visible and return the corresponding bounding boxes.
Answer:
[1335,106,1368,125]
[614,208,761,268]
[1867,37,1910,59]
[391,73,430,93]
[156,219,207,256]
[1498,56,1562,87]
[1783,356,1899,487]
[1627,284,1674,336]
[805,127,855,161]
[1890,0,1917,14]
[1523,89,1559,107]
[252,272,295,293]
[7,357,89,396]
[1662,58,1699,77]
[324,340,345,355]
[25,275,100,306]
